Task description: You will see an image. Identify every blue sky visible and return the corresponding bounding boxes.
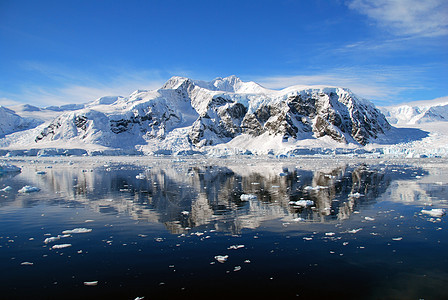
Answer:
[1,0,447,107]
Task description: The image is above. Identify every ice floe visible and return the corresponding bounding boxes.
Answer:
[62,228,92,234]
[421,208,446,218]
[240,194,257,200]
[52,244,72,249]
[18,186,40,193]
[289,200,314,207]
[214,255,229,263]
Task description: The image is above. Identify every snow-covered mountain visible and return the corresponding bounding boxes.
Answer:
[0,75,392,154]
[380,96,448,125]
[0,106,42,137]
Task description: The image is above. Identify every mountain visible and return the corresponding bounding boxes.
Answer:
[380,97,448,125]
[0,106,42,137]
[0,75,392,154]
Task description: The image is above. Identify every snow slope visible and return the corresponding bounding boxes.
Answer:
[381,96,448,125]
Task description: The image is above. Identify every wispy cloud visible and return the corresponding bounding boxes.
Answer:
[254,66,430,105]
[347,0,448,37]
[5,63,169,106]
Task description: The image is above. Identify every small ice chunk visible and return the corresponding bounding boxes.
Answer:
[0,163,21,173]
[392,237,403,241]
[233,266,242,271]
[240,194,257,201]
[228,245,245,250]
[1,186,13,192]
[289,200,314,207]
[181,211,190,215]
[21,262,33,266]
[18,186,40,193]
[214,255,229,263]
[44,236,61,244]
[135,173,146,180]
[421,209,446,218]
[325,232,336,236]
[84,281,98,286]
[134,297,145,300]
[62,228,92,234]
[347,228,363,234]
[364,217,375,221]
[349,192,364,198]
[303,237,313,241]
[52,244,72,249]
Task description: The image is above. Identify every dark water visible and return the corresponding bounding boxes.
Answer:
[0,157,447,299]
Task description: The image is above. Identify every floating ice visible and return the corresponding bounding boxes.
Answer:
[135,173,146,180]
[325,232,336,236]
[228,245,245,250]
[52,244,72,249]
[20,262,33,266]
[304,185,328,191]
[289,200,314,207]
[0,163,21,174]
[392,237,403,241]
[347,228,363,234]
[84,281,98,286]
[234,266,242,271]
[1,186,12,192]
[62,228,92,234]
[364,217,375,221]
[421,208,446,218]
[349,192,364,198]
[214,255,229,263]
[18,186,40,193]
[240,194,257,200]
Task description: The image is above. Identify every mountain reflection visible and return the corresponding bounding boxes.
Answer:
[5,161,426,234]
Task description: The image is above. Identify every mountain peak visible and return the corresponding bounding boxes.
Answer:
[161,76,193,90]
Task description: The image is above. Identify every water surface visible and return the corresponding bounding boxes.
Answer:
[1,157,447,299]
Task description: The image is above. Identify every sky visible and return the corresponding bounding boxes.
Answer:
[0,0,447,107]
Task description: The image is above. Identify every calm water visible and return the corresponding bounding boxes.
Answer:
[0,157,447,300]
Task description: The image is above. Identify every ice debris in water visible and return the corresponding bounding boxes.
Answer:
[18,186,41,193]
[349,192,364,198]
[1,186,12,192]
[0,163,21,173]
[83,281,98,286]
[21,262,33,266]
[62,228,92,234]
[240,194,257,201]
[364,217,375,221]
[228,245,245,250]
[304,185,327,191]
[52,244,72,249]
[421,208,446,218]
[289,200,314,207]
[214,255,229,263]
[44,234,71,244]
[135,173,146,180]
[347,228,363,234]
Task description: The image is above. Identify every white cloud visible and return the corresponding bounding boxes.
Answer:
[348,0,448,37]
[8,64,169,106]
[0,97,23,106]
[254,66,427,104]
